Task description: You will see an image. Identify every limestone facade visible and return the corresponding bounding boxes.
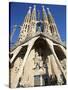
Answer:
[9,5,66,88]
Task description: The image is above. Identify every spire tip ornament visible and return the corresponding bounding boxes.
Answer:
[29,6,32,9]
[34,5,36,8]
[47,7,49,10]
[42,5,45,9]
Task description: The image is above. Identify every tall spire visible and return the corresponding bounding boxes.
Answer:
[37,10,40,21]
[18,6,32,43]
[42,6,52,35]
[27,5,37,37]
[47,8,61,42]
[31,5,36,21]
[42,6,47,20]
[47,8,54,23]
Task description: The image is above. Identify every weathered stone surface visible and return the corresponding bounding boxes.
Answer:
[9,5,66,88]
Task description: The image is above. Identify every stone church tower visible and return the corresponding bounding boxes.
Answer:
[9,5,66,88]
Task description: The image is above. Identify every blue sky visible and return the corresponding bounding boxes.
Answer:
[9,2,66,44]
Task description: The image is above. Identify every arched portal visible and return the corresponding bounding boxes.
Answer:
[32,38,57,86]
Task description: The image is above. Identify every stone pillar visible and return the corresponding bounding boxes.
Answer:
[40,75,43,86]
[50,54,63,85]
[45,38,66,82]
[47,56,52,77]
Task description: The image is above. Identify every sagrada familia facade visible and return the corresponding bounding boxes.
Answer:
[9,5,66,88]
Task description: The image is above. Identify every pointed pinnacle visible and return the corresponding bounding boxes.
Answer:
[33,5,36,10]
[42,6,47,17]
[34,5,36,8]
[47,8,49,10]
[47,8,50,12]
[28,6,32,14]
[47,8,51,15]
[29,6,32,9]
[42,5,45,9]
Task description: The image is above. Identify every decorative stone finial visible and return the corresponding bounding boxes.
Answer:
[34,5,36,8]
[29,6,32,9]
[42,5,45,9]
[28,6,32,14]
[47,8,50,11]
[47,8,51,14]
